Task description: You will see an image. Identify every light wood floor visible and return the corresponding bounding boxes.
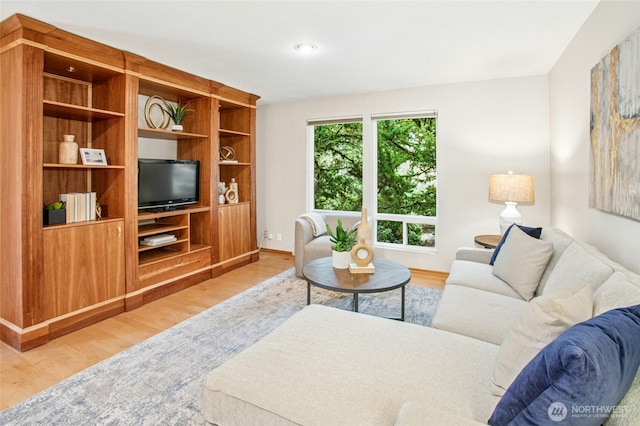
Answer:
[0,251,446,411]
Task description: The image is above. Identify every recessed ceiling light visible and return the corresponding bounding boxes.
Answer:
[294,43,318,54]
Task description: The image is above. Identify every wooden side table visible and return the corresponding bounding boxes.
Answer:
[474,234,501,249]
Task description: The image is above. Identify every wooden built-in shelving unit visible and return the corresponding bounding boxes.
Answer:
[0,13,259,351]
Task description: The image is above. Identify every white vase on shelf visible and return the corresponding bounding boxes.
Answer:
[58,134,78,164]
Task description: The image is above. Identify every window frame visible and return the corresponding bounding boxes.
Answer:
[307,111,438,252]
[371,111,438,252]
[306,116,363,212]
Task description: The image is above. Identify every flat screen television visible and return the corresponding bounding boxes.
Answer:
[138,159,200,210]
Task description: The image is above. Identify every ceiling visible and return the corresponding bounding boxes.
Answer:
[0,1,599,105]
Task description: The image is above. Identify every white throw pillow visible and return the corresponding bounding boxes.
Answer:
[490,285,593,396]
[538,241,614,295]
[492,225,554,301]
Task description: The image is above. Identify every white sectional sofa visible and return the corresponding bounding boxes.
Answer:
[202,226,640,425]
[433,226,623,345]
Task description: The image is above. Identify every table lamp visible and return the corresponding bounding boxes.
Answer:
[489,172,535,234]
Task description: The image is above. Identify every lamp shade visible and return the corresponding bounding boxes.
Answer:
[489,174,535,203]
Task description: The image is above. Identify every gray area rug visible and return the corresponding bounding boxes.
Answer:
[0,268,442,425]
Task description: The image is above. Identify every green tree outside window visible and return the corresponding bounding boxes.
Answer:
[311,115,437,248]
[313,122,363,211]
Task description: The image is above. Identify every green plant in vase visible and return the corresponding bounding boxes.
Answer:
[326,219,357,269]
[163,101,194,132]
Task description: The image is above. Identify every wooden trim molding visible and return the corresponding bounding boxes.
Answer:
[0,296,126,351]
[0,37,47,53]
[126,70,210,98]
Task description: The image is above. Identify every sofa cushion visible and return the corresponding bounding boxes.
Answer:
[490,224,542,265]
[433,284,528,345]
[492,225,553,301]
[446,260,523,299]
[607,370,640,426]
[535,226,575,296]
[489,305,640,426]
[395,402,486,426]
[303,234,332,258]
[593,271,640,316]
[538,241,614,296]
[490,285,593,396]
[203,305,501,425]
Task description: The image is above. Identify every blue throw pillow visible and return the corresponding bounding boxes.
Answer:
[489,305,640,426]
[490,224,543,265]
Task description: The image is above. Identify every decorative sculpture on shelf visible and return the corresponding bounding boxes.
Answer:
[143,95,170,129]
[218,182,227,204]
[225,177,239,203]
[350,207,375,273]
[219,146,237,163]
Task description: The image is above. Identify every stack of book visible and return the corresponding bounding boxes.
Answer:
[60,192,97,223]
[140,234,178,246]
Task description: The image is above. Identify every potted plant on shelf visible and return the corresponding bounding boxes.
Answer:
[43,201,66,226]
[326,219,357,269]
[163,101,193,132]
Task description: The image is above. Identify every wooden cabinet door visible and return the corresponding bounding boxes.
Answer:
[43,220,125,317]
[218,203,250,261]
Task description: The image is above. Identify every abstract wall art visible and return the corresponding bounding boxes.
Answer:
[590,26,640,221]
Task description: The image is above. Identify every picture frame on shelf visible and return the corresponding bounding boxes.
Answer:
[80,148,108,166]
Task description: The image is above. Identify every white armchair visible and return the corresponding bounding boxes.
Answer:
[294,211,362,277]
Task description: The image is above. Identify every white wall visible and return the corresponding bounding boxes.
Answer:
[549,0,640,273]
[257,76,551,272]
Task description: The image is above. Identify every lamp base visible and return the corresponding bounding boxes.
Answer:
[499,202,522,234]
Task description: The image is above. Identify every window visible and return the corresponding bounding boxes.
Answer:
[374,114,437,248]
[309,118,363,211]
[308,111,437,250]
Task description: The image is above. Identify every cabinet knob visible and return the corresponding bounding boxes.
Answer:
[118,226,122,236]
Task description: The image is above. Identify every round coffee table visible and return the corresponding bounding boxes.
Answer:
[302,257,411,321]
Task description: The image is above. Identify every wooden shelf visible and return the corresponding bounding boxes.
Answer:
[138,223,188,237]
[190,243,209,252]
[43,163,125,169]
[138,128,208,140]
[42,217,124,231]
[219,201,251,209]
[138,245,190,265]
[220,128,251,137]
[219,162,251,167]
[137,243,210,266]
[138,238,189,252]
[137,206,209,221]
[43,100,124,121]
[43,51,123,83]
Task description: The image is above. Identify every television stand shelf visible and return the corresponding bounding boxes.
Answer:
[133,207,212,297]
[138,222,188,238]
[138,205,210,220]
